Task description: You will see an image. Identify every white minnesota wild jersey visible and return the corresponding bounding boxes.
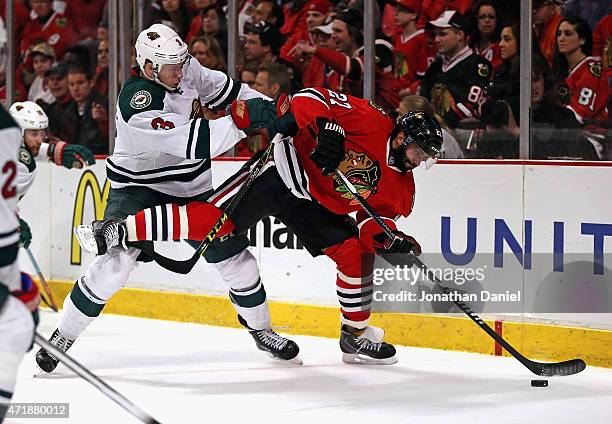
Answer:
[0,107,21,252]
[107,58,263,198]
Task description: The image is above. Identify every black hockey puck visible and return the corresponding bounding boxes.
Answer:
[531,379,548,387]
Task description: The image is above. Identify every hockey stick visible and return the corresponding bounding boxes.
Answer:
[34,333,161,423]
[137,133,282,274]
[334,169,586,377]
[25,247,58,312]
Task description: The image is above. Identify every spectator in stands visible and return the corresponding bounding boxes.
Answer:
[244,21,283,66]
[20,0,77,60]
[147,0,193,40]
[592,15,611,87]
[185,0,218,41]
[420,10,492,128]
[240,61,258,89]
[254,62,291,99]
[552,16,609,128]
[299,22,334,88]
[279,0,310,37]
[289,7,401,111]
[91,39,109,98]
[58,64,109,154]
[251,0,285,28]
[188,35,227,72]
[27,42,55,104]
[469,0,502,72]
[38,61,71,137]
[193,4,228,56]
[480,23,520,127]
[398,95,465,159]
[0,0,30,51]
[533,0,563,64]
[63,0,107,41]
[280,0,331,64]
[392,0,436,97]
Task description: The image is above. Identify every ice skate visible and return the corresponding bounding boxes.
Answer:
[340,325,398,365]
[35,329,75,373]
[248,327,303,365]
[75,219,127,255]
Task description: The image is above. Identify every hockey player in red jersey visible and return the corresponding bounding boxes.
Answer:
[87,88,443,365]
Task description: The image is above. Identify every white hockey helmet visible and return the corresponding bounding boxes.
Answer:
[9,101,49,134]
[135,23,189,90]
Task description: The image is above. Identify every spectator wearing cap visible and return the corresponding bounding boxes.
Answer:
[469,0,503,72]
[289,7,402,112]
[391,0,437,97]
[251,0,285,28]
[27,42,55,104]
[420,10,492,128]
[91,39,109,99]
[63,0,107,41]
[39,61,71,136]
[56,63,109,154]
[20,0,77,60]
[298,21,334,88]
[280,0,331,65]
[533,0,563,65]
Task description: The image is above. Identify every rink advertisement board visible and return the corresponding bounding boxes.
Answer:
[18,159,612,330]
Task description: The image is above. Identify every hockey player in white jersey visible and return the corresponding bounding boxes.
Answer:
[0,105,40,421]
[9,101,95,251]
[34,23,291,372]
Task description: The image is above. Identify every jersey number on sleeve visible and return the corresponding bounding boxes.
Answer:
[1,161,17,199]
[327,90,352,109]
[151,117,176,130]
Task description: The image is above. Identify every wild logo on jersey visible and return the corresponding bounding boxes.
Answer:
[431,83,456,116]
[190,98,205,119]
[333,149,381,205]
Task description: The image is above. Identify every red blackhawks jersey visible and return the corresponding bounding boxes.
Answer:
[274,87,416,222]
[393,29,436,93]
[20,11,77,60]
[558,56,609,124]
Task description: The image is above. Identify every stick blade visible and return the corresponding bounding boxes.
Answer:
[530,358,587,377]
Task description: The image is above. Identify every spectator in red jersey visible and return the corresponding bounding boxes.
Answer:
[91,39,109,98]
[280,0,331,64]
[0,0,30,52]
[469,0,503,72]
[27,42,55,104]
[20,0,77,60]
[62,0,107,41]
[297,22,334,88]
[592,14,611,85]
[279,0,310,37]
[289,7,401,112]
[188,35,227,72]
[552,16,609,128]
[533,0,563,65]
[391,0,437,97]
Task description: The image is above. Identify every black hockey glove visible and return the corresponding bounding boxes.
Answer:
[372,230,422,255]
[310,117,345,176]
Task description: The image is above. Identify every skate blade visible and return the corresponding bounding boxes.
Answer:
[342,353,398,365]
[265,352,304,365]
[74,225,97,254]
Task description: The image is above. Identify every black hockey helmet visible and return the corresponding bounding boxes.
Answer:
[389,110,443,172]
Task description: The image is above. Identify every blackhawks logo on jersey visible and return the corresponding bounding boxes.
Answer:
[333,150,381,205]
[430,83,456,116]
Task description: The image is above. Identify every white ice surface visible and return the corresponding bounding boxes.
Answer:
[8,311,612,424]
